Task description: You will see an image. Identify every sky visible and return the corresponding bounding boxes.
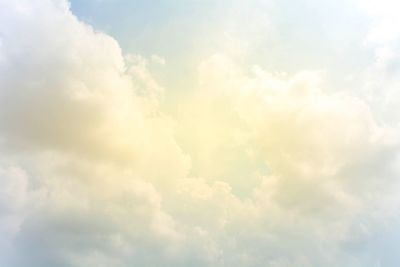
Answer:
[1,0,400,266]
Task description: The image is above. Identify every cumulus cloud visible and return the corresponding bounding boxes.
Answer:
[175,54,400,266]
[0,0,190,182]
[1,0,400,267]
[355,0,400,124]
[0,0,189,266]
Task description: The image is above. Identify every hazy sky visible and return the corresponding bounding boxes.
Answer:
[69,0,372,89]
[1,0,400,266]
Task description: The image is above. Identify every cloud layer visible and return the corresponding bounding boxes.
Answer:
[1,0,400,266]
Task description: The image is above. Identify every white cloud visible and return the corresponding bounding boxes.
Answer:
[355,0,400,125]
[1,0,400,267]
[175,54,400,266]
[0,0,189,266]
[0,0,190,183]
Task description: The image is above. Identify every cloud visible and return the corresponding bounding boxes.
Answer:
[355,0,400,124]
[0,0,190,182]
[1,0,400,267]
[175,54,400,266]
[0,0,189,266]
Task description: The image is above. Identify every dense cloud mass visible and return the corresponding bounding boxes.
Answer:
[1,0,400,266]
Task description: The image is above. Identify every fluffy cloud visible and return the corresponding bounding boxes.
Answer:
[356,0,400,124]
[1,0,400,267]
[0,0,189,266]
[0,0,190,182]
[175,54,400,266]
